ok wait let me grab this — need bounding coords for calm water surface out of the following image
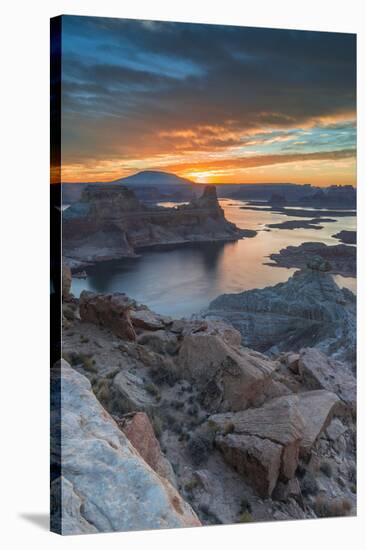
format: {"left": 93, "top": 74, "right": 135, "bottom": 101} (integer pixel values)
{"left": 71, "top": 200, "right": 356, "bottom": 317}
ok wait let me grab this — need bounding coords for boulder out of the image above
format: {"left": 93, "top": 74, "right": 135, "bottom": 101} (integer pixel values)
{"left": 216, "top": 433, "right": 282, "bottom": 497}
{"left": 112, "top": 370, "right": 158, "bottom": 412}
{"left": 210, "top": 395, "right": 305, "bottom": 481}
{"left": 51, "top": 361, "right": 200, "bottom": 534}
{"left": 131, "top": 309, "right": 166, "bottom": 331}
{"left": 295, "top": 390, "right": 341, "bottom": 455}
{"left": 178, "top": 332, "right": 276, "bottom": 412}
{"left": 298, "top": 348, "right": 356, "bottom": 409}
{"left": 116, "top": 412, "right": 176, "bottom": 486}
{"left": 79, "top": 291, "right": 136, "bottom": 341}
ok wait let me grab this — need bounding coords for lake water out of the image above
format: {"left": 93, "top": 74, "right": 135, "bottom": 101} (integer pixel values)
{"left": 71, "top": 200, "right": 356, "bottom": 317}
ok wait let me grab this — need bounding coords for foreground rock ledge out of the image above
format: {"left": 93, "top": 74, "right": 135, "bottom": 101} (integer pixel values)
{"left": 50, "top": 360, "right": 200, "bottom": 535}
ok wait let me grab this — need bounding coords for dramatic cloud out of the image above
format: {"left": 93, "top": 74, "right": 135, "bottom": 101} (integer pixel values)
{"left": 58, "top": 16, "right": 356, "bottom": 185}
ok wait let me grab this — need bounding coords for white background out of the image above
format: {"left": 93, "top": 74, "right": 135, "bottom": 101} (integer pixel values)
{"left": 0, "top": 0, "right": 365, "bottom": 548}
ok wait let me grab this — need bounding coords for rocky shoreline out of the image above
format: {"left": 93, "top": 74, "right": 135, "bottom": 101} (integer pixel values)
{"left": 54, "top": 261, "right": 356, "bottom": 534}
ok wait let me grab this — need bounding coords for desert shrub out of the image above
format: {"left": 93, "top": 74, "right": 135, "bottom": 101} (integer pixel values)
{"left": 145, "top": 381, "right": 161, "bottom": 399}
{"left": 81, "top": 355, "right": 97, "bottom": 373}
{"left": 171, "top": 400, "right": 184, "bottom": 410}
{"left": 105, "top": 367, "right": 121, "bottom": 379}
{"left": 348, "top": 465, "right": 357, "bottom": 484}
{"left": 315, "top": 496, "right": 352, "bottom": 518}
{"left": 63, "top": 304, "right": 76, "bottom": 321}
{"left": 150, "top": 364, "right": 179, "bottom": 387}
{"left": 150, "top": 412, "right": 163, "bottom": 439}
{"left": 240, "top": 497, "right": 252, "bottom": 513}
{"left": 187, "top": 432, "right": 213, "bottom": 466}
{"left": 94, "top": 378, "right": 110, "bottom": 402}
{"left": 296, "top": 464, "right": 306, "bottom": 479}
{"left": 301, "top": 472, "right": 319, "bottom": 497}
{"left": 320, "top": 461, "right": 333, "bottom": 478}
{"left": 337, "top": 477, "right": 345, "bottom": 488}
{"left": 184, "top": 478, "right": 199, "bottom": 493}
{"left": 238, "top": 511, "right": 253, "bottom": 523}
{"left": 223, "top": 422, "right": 235, "bottom": 435}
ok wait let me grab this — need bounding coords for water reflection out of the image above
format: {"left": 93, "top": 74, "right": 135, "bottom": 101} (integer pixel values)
{"left": 71, "top": 201, "right": 356, "bottom": 317}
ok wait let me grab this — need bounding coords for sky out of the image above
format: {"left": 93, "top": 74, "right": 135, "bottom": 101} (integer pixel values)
{"left": 59, "top": 16, "right": 356, "bottom": 185}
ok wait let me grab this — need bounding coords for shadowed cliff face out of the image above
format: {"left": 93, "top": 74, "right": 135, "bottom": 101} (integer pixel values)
{"left": 62, "top": 185, "right": 252, "bottom": 267}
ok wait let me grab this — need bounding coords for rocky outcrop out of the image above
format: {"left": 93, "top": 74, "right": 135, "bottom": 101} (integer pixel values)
{"left": 295, "top": 390, "right": 341, "bottom": 455}
{"left": 51, "top": 361, "right": 200, "bottom": 535}
{"left": 210, "top": 390, "right": 341, "bottom": 496}
{"left": 216, "top": 433, "right": 283, "bottom": 497}
{"left": 61, "top": 285, "right": 356, "bottom": 524}
{"left": 210, "top": 395, "right": 305, "bottom": 483}
{"left": 177, "top": 331, "right": 283, "bottom": 412}
{"left": 79, "top": 291, "right": 137, "bottom": 341}
{"left": 266, "top": 242, "right": 356, "bottom": 277}
{"left": 298, "top": 348, "right": 356, "bottom": 410}
{"left": 206, "top": 265, "right": 356, "bottom": 366}
{"left": 63, "top": 185, "right": 251, "bottom": 266}
{"left": 113, "top": 369, "right": 159, "bottom": 412}
{"left": 116, "top": 412, "right": 177, "bottom": 486}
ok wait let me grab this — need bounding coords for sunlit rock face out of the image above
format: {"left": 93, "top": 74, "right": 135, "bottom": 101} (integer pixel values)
{"left": 50, "top": 361, "right": 201, "bottom": 535}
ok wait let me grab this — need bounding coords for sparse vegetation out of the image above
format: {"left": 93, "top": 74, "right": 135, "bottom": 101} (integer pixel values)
{"left": 320, "top": 460, "right": 333, "bottom": 478}
{"left": 150, "top": 364, "right": 179, "bottom": 387}
{"left": 150, "top": 412, "right": 163, "bottom": 439}
{"left": 300, "top": 472, "right": 319, "bottom": 497}
{"left": 239, "top": 497, "right": 252, "bottom": 513}
{"left": 145, "top": 381, "right": 161, "bottom": 399}
{"left": 187, "top": 431, "right": 213, "bottom": 466}
{"left": 238, "top": 511, "right": 253, "bottom": 523}
{"left": 223, "top": 421, "right": 235, "bottom": 435}
{"left": 184, "top": 478, "right": 199, "bottom": 493}
{"left": 94, "top": 378, "right": 110, "bottom": 402}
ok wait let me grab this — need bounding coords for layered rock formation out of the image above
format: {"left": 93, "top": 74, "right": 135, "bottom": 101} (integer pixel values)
{"left": 63, "top": 185, "right": 252, "bottom": 269}
{"left": 206, "top": 263, "right": 356, "bottom": 366}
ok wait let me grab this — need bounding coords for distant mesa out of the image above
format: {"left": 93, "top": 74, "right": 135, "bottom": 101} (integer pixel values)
{"left": 112, "top": 170, "right": 196, "bottom": 186}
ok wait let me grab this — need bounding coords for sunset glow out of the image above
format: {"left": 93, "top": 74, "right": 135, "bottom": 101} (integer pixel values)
{"left": 57, "top": 17, "right": 356, "bottom": 186}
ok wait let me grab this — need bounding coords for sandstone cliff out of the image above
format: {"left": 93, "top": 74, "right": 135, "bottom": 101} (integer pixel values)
{"left": 62, "top": 185, "right": 253, "bottom": 269}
